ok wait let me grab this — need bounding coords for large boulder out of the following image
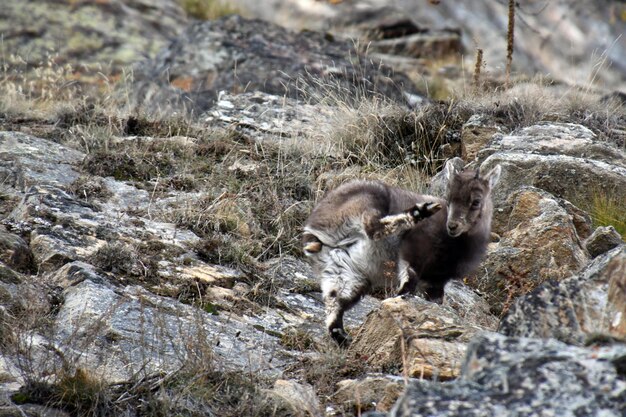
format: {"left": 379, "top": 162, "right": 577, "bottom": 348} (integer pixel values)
{"left": 500, "top": 245, "right": 626, "bottom": 344}
{"left": 126, "top": 15, "right": 420, "bottom": 117}
{"left": 349, "top": 284, "right": 497, "bottom": 381}
{"left": 389, "top": 333, "right": 626, "bottom": 417}
{"left": 469, "top": 187, "right": 590, "bottom": 315}
{"left": 478, "top": 123, "right": 626, "bottom": 227}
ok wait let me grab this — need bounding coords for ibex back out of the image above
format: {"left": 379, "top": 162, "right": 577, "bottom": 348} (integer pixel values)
{"left": 303, "top": 161, "right": 501, "bottom": 345}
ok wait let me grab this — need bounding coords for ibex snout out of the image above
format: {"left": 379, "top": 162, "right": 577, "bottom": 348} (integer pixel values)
{"left": 447, "top": 220, "right": 461, "bottom": 237}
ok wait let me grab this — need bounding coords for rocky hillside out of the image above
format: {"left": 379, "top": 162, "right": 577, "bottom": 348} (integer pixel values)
{"left": 1, "top": 1, "right": 625, "bottom": 416}
{"left": 232, "top": 0, "right": 626, "bottom": 92}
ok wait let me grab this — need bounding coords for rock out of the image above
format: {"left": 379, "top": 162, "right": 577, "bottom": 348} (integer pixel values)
{"left": 0, "top": 226, "right": 35, "bottom": 273}
{"left": 7, "top": 185, "right": 106, "bottom": 272}
{"left": 48, "top": 261, "right": 111, "bottom": 289}
{"left": 482, "top": 123, "right": 625, "bottom": 166}
{"left": 53, "top": 278, "right": 293, "bottom": 383}
{"left": 0, "top": 132, "right": 83, "bottom": 190}
{"left": 500, "top": 245, "right": 626, "bottom": 344}
{"left": 442, "top": 281, "right": 498, "bottom": 330}
{"left": 334, "top": 376, "right": 404, "bottom": 414}
{"left": 585, "top": 226, "right": 624, "bottom": 258}
{"left": 368, "top": 31, "right": 461, "bottom": 61}
{"left": 329, "top": 6, "right": 462, "bottom": 60}
{"left": 0, "top": 403, "right": 70, "bottom": 417}
{"left": 202, "top": 91, "right": 335, "bottom": 142}
{"left": 349, "top": 291, "right": 496, "bottom": 380}
{"left": 0, "top": 0, "right": 186, "bottom": 80}
{"left": 126, "top": 15, "right": 419, "bottom": 117}
{"left": 269, "top": 379, "right": 322, "bottom": 417}
{"left": 609, "top": 254, "right": 626, "bottom": 337}
{"left": 470, "top": 187, "right": 589, "bottom": 315}
{"left": 477, "top": 123, "right": 626, "bottom": 219}
{"left": 460, "top": 114, "right": 503, "bottom": 162}
{"left": 233, "top": 0, "right": 626, "bottom": 91}
{"left": 390, "top": 333, "right": 626, "bottom": 417}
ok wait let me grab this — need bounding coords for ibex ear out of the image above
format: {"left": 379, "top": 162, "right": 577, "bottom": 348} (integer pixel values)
{"left": 444, "top": 160, "right": 458, "bottom": 181}
{"left": 483, "top": 165, "right": 502, "bottom": 189}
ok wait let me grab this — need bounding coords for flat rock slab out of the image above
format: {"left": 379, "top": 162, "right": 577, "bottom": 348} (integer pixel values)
{"left": 0, "top": 132, "right": 84, "bottom": 190}
{"left": 54, "top": 277, "right": 294, "bottom": 383}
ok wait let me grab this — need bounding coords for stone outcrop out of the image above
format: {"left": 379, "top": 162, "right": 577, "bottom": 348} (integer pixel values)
{"left": 388, "top": 333, "right": 626, "bottom": 417}
{"left": 478, "top": 123, "right": 626, "bottom": 222}
{"left": 231, "top": 0, "right": 626, "bottom": 91}
{"left": 0, "top": 0, "right": 186, "bottom": 84}
{"left": 471, "top": 186, "right": 590, "bottom": 315}
{"left": 349, "top": 284, "right": 498, "bottom": 381}
{"left": 500, "top": 245, "right": 626, "bottom": 344}
{"left": 126, "top": 15, "right": 420, "bottom": 117}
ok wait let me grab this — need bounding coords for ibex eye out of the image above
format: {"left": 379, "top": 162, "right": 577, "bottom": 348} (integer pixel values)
{"left": 471, "top": 200, "right": 481, "bottom": 209}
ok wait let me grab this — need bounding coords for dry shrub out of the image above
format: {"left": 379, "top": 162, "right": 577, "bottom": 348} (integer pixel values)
{"left": 286, "top": 347, "right": 366, "bottom": 404}
{"left": 460, "top": 80, "right": 625, "bottom": 147}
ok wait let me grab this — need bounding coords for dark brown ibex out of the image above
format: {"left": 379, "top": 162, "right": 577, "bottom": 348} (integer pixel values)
{"left": 302, "top": 161, "right": 501, "bottom": 345}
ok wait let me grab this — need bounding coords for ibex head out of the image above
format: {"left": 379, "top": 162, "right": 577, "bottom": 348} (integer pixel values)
{"left": 444, "top": 161, "right": 501, "bottom": 238}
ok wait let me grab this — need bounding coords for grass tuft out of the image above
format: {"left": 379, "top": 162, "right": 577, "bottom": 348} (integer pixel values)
{"left": 589, "top": 191, "right": 626, "bottom": 238}
{"left": 178, "top": 0, "right": 241, "bottom": 20}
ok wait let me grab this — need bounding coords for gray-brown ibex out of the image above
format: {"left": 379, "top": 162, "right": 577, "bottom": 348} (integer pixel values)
{"left": 302, "top": 160, "right": 501, "bottom": 345}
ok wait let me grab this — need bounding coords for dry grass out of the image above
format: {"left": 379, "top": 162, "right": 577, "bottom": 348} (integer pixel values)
{"left": 2, "top": 46, "right": 625, "bottom": 416}
{"left": 178, "top": 0, "right": 241, "bottom": 20}
{"left": 588, "top": 191, "right": 626, "bottom": 239}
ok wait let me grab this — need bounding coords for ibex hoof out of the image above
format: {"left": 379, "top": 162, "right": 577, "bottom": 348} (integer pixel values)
{"left": 330, "top": 328, "right": 352, "bottom": 347}
{"left": 409, "top": 202, "right": 442, "bottom": 221}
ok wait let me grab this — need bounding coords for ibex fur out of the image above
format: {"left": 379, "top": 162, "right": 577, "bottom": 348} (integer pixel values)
{"left": 302, "top": 161, "right": 501, "bottom": 345}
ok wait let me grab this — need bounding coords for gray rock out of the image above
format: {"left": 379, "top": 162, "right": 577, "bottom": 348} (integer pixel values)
{"left": 390, "top": 333, "right": 626, "bottom": 417}
{"left": 484, "top": 123, "right": 625, "bottom": 167}
{"left": 349, "top": 292, "right": 497, "bottom": 381}
{"left": 0, "top": 132, "right": 83, "bottom": 190}
{"left": 585, "top": 226, "right": 624, "bottom": 258}
{"left": 0, "top": 226, "right": 34, "bottom": 273}
{"left": 202, "top": 91, "right": 335, "bottom": 143}
{"left": 477, "top": 123, "right": 626, "bottom": 219}
{"left": 500, "top": 245, "right": 626, "bottom": 344}
{"left": 469, "top": 187, "right": 589, "bottom": 315}
{"left": 428, "top": 156, "right": 464, "bottom": 197}
{"left": 460, "top": 114, "right": 503, "bottom": 162}
{"left": 126, "top": 15, "right": 419, "bottom": 117}
{"left": 0, "top": 0, "right": 186, "bottom": 77}
{"left": 53, "top": 278, "right": 294, "bottom": 383}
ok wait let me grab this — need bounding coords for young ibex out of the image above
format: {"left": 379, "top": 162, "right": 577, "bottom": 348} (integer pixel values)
{"left": 303, "top": 161, "right": 501, "bottom": 345}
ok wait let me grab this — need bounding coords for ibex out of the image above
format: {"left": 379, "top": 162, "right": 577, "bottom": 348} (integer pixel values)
{"left": 302, "top": 161, "right": 501, "bottom": 345}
